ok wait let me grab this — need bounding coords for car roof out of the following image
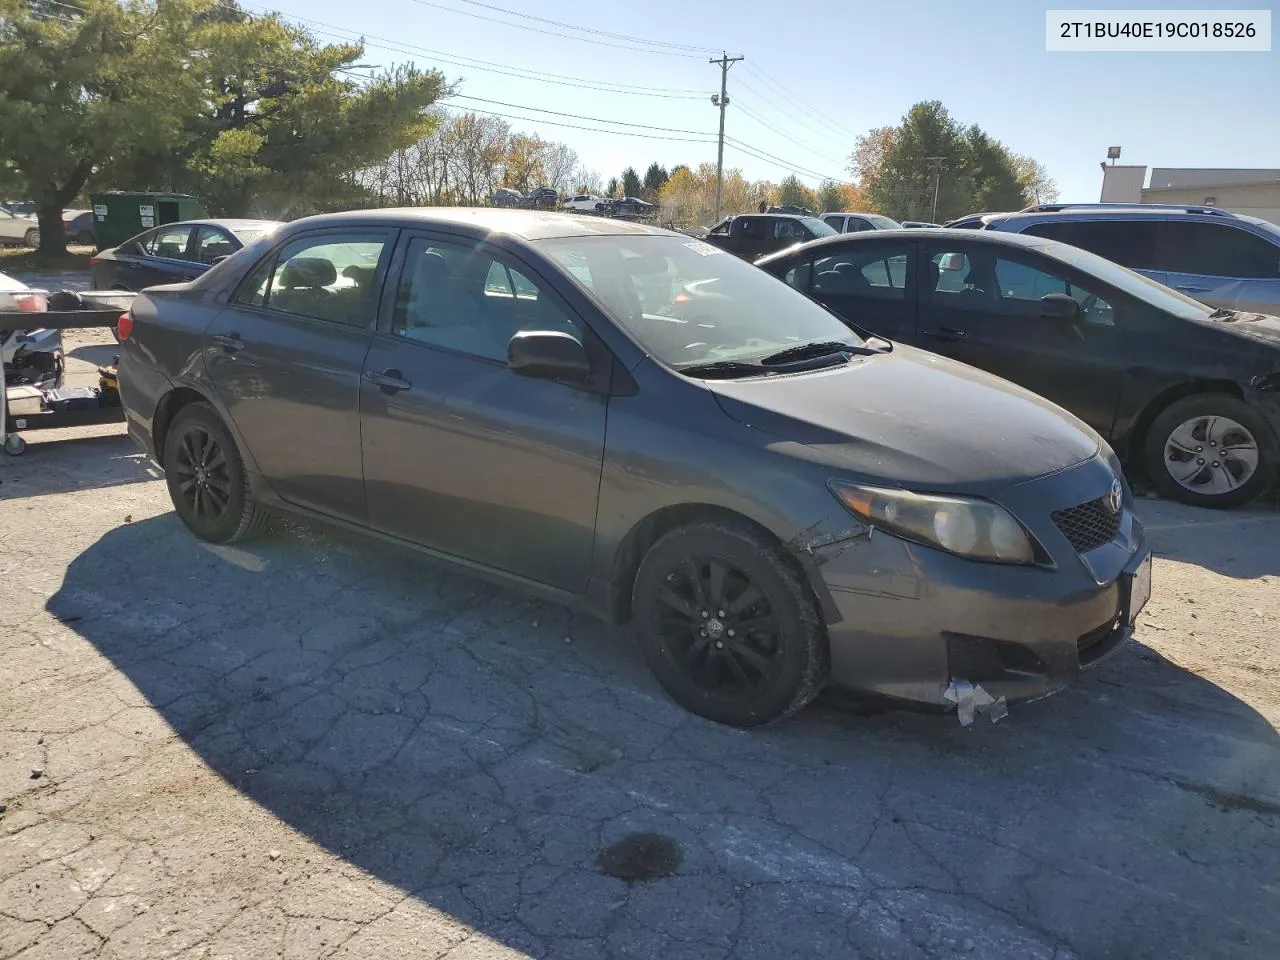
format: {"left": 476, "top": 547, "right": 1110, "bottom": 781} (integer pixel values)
{"left": 177, "top": 218, "right": 283, "bottom": 231}
{"left": 987, "top": 206, "right": 1276, "bottom": 230}
{"left": 758, "top": 227, "right": 1051, "bottom": 261}
{"left": 286, "top": 207, "right": 677, "bottom": 241}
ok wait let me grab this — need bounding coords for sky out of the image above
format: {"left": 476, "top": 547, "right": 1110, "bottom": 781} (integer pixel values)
{"left": 259, "top": 0, "right": 1278, "bottom": 202}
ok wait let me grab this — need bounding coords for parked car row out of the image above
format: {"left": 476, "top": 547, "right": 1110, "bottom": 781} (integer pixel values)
{"left": 115, "top": 207, "right": 1152, "bottom": 729}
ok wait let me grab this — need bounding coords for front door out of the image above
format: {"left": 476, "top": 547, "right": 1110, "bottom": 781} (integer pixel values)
{"left": 359, "top": 233, "right": 607, "bottom": 592}
{"left": 205, "top": 228, "right": 394, "bottom": 522}
{"left": 1154, "top": 220, "right": 1280, "bottom": 315}
{"left": 916, "top": 241, "right": 1127, "bottom": 436}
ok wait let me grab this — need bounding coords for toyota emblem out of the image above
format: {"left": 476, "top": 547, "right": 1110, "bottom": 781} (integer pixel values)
{"left": 1106, "top": 479, "right": 1123, "bottom": 515}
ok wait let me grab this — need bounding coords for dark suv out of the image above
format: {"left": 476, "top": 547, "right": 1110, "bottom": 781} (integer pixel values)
{"left": 704, "top": 213, "right": 836, "bottom": 260}
{"left": 985, "top": 204, "right": 1280, "bottom": 315}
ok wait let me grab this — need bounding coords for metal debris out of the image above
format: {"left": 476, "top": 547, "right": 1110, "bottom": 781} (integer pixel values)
{"left": 942, "top": 680, "right": 1008, "bottom": 727}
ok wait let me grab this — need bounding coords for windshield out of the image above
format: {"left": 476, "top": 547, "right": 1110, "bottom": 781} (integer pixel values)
{"left": 869, "top": 215, "right": 901, "bottom": 229}
{"left": 538, "top": 234, "right": 862, "bottom": 368}
{"left": 803, "top": 217, "right": 838, "bottom": 237}
{"left": 1035, "top": 240, "right": 1217, "bottom": 320}
{"left": 235, "top": 228, "right": 274, "bottom": 246}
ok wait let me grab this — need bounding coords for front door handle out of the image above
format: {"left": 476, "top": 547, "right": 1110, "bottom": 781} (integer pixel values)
{"left": 364, "top": 368, "right": 412, "bottom": 393}
{"left": 1175, "top": 284, "right": 1210, "bottom": 293}
{"left": 212, "top": 333, "right": 242, "bottom": 351}
{"left": 926, "top": 326, "right": 967, "bottom": 342}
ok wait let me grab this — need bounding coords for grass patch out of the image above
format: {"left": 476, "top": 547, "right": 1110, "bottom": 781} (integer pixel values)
{"left": 0, "top": 246, "right": 96, "bottom": 274}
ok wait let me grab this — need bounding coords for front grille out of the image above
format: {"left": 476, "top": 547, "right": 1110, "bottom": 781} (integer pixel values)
{"left": 1051, "top": 495, "right": 1120, "bottom": 553}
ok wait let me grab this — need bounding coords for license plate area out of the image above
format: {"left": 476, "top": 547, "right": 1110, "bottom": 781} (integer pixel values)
{"left": 1126, "top": 552, "right": 1152, "bottom": 626}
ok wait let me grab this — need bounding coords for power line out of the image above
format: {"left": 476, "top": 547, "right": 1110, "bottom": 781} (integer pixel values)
{"left": 733, "top": 101, "right": 847, "bottom": 168}
{"left": 252, "top": 7, "right": 709, "bottom": 99}
{"left": 403, "top": 0, "right": 704, "bottom": 58}
{"left": 724, "top": 138, "right": 848, "bottom": 185}
{"left": 435, "top": 105, "right": 718, "bottom": 144}
{"left": 446, "top": 94, "right": 714, "bottom": 137}
{"left": 735, "top": 75, "right": 853, "bottom": 151}
{"left": 743, "top": 63, "right": 859, "bottom": 140}
{"left": 444, "top": 0, "right": 717, "bottom": 54}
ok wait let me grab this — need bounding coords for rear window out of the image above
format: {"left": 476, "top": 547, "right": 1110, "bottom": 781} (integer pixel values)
{"left": 1154, "top": 222, "right": 1280, "bottom": 279}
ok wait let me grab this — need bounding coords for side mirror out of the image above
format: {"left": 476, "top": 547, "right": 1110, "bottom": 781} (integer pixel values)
{"left": 1040, "top": 292, "right": 1081, "bottom": 322}
{"left": 507, "top": 330, "right": 591, "bottom": 382}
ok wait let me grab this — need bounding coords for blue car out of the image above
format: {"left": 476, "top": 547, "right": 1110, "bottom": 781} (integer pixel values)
{"left": 91, "top": 219, "right": 281, "bottom": 291}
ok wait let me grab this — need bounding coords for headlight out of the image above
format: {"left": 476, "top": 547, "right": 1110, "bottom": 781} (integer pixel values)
{"left": 830, "top": 482, "right": 1037, "bottom": 565}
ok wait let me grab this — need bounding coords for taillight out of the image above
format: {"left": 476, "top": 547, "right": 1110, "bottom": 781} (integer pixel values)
{"left": 89, "top": 256, "right": 99, "bottom": 265}
{"left": 14, "top": 293, "right": 44, "bottom": 313}
{"left": 116, "top": 312, "right": 133, "bottom": 341}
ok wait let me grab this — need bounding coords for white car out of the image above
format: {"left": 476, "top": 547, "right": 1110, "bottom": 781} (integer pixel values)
{"left": 0, "top": 269, "right": 47, "bottom": 313}
{"left": 561, "top": 194, "right": 607, "bottom": 213}
{"left": 0, "top": 206, "right": 40, "bottom": 248}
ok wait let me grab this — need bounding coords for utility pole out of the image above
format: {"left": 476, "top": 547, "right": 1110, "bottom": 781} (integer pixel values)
{"left": 709, "top": 52, "right": 744, "bottom": 222}
{"left": 925, "top": 156, "right": 945, "bottom": 223}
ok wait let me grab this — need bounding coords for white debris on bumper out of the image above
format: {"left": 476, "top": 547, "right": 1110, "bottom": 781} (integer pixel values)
{"left": 943, "top": 680, "right": 1009, "bottom": 726}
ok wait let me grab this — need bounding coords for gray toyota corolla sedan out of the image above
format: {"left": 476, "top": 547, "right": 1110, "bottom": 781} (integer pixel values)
{"left": 116, "top": 209, "right": 1151, "bottom": 727}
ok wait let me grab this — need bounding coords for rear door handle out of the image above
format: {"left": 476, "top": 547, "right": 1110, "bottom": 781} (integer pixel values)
{"left": 926, "top": 326, "right": 967, "bottom": 342}
{"left": 1175, "top": 285, "right": 1210, "bottom": 293}
{"left": 364, "top": 368, "right": 412, "bottom": 393}
{"left": 212, "top": 333, "right": 242, "bottom": 351}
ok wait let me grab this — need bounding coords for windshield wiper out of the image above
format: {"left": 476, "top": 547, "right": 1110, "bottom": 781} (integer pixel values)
{"left": 676, "top": 360, "right": 769, "bottom": 379}
{"left": 1208, "top": 307, "right": 1239, "bottom": 321}
{"left": 759, "top": 339, "right": 873, "bottom": 366}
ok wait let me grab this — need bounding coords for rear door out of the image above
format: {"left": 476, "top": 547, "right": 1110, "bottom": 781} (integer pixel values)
{"left": 205, "top": 228, "right": 394, "bottom": 523}
{"left": 1018, "top": 219, "right": 1166, "bottom": 287}
{"left": 729, "top": 216, "right": 770, "bottom": 259}
{"left": 134, "top": 224, "right": 201, "bottom": 287}
{"left": 191, "top": 226, "right": 239, "bottom": 269}
{"left": 917, "top": 239, "right": 1127, "bottom": 434}
{"left": 358, "top": 232, "right": 607, "bottom": 591}
{"left": 776, "top": 239, "right": 918, "bottom": 342}
{"left": 1153, "top": 220, "right": 1280, "bottom": 313}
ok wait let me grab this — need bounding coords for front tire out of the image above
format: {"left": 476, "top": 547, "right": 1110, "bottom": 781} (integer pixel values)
{"left": 23, "top": 228, "right": 39, "bottom": 248}
{"left": 163, "top": 402, "right": 267, "bottom": 543}
{"left": 1142, "top": 393, "right": 1277, "bottom": 508}
{"left": 631, "top": 521, "right": 828, "bottom": 726}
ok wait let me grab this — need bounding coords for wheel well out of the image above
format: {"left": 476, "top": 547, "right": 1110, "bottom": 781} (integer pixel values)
{"left": 152, "top": 387, "right": 209, "bottom": 467}
{"left": 608, "top": 503, "right": 816, "bottom": 625}
{"left": 1122, "top": 379, "right": 1243, "bottom": 465}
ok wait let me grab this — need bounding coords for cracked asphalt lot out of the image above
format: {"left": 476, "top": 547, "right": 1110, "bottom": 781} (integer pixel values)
{"left": 2, "top": 344, "right": 1279, "bottom": 959}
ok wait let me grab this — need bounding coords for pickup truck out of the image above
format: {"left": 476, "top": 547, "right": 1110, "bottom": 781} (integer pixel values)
{"left": 703, "top": 213, "right": 835, "bottom": 260}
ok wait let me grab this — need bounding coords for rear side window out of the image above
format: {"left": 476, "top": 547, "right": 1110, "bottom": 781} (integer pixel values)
{"left": 822, "top": 215, "right": 844, "bottom": 232}
{"left": 1021, "top": 220, "right": 1160, "bottom": 271}
{"left": 232, "top": 232, "right": 390, "bottom": 326}
{"left": 1155, "top": 222, "right": 1280, "bottom": 279}
{"left": 809, "top": 243, "right": 912, "bottom": 300}
{"left": 733, "top": 217, "right": 766, "bottom": 239}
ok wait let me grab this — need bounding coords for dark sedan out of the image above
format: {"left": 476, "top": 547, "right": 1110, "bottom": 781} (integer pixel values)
{"left": 91, "top": 218, "right": 281, "bottom": 291}
{"left": 117, "top": 209, "right": 1149, "bottom": 726}
{"left": 758, "top": 229, "right": 1280, "bottom": 508}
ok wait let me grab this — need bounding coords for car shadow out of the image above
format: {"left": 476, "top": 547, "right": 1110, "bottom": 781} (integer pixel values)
{"left": 67, "top": 342, "right": 119, "bottom": 366}
{"left": 1138, "top": 498, "right": 1280, "bottom": 578}
{"left": 0, "top": 430, "right": 153, "bottom": 497}
{"left": 45, "top": 515, "right": 1280, "bottom": 958}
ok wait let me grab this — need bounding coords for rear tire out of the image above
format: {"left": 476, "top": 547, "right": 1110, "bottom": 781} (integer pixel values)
{"left": 631, "top": 521, "right": 828, "bottom": 726}
{"left": 23, "top": 228, "right": 39, "bottom": 248}
{"left": 1142, "top": 393, "right": 1277, "bottom": 508}
{"left": 163, "top": 402, "right": 267, "bottom": 543}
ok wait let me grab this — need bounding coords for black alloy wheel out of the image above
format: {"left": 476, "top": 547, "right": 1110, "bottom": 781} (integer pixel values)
{"left": 163, "top": 402, "right": 267, "bottom": 543}
{"left": 633, "top": 521, "right": 828, "bottom": 726}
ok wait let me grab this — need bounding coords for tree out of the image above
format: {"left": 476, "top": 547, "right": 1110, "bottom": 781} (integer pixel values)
{"left": 505, "top": 133, "right": 547, "bottom": 192}
{"left": 606, "top": 177, "right": 621, "bottom": 199}
{"left": 621, "top": 166, "right": 642, "bottom": 198}
{"left": 642, "top": 162, "right": 668, "bottom": 200}
{"left": 1010, "top": 154, "right": 1059, "bottom": 206}
{"left": 848, "top": 126, "right": 896, "bottom": 197}
{"left": 574, "top": 167, "right": 604, "bottom": 194}
{"left": 777, "top": 175, "right": 809, "bottom": 209}
{"left": 816, "top": 180, "right": 845, "bottom": 213}
{"left": 0, "top": 0, "right": 207, "bottom": 253}
{"left": 861, "top": 101, "right": 1038, "bottom": 222}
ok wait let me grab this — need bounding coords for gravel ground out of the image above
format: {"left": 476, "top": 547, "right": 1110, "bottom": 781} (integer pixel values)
{"left": 1, "top": 333, "right": 1278, "bottom": 960}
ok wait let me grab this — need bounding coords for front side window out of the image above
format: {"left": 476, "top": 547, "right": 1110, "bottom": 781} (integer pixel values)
{"left": 392, "top": 238, "right": 579, "bottom": 362}
{"left": 774, "top": 219, "right": 805, "bottom": 241}
{"left": 231, "top": 232, "right": 388, "bottom": 326}
{"left": 994, "top": 257, "right": 1115, "bottom": 325}
{"left": 145, "top": 225, "right": 193, "bottom": 260}
{"left": 539, "top": 235, "right": 864, "bottom": 369}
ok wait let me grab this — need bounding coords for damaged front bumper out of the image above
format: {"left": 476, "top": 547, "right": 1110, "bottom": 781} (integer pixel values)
{"left": 803, "top": 458, "right": 1150, "bottom": 712}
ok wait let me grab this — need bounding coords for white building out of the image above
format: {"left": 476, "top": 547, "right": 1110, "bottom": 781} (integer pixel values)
{"left": 1099, "top": 164, "right": 1280, "bottom": 226}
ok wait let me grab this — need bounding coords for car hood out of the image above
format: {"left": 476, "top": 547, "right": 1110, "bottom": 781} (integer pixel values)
{"left": 1193, "top": 309, "right": 1280, "bottom": 348}
{"left": 706, "top": 344, "right": 1100, "bottom": 488}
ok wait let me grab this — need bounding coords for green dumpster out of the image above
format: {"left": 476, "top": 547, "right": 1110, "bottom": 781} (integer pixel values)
{"left": 88, "top": 192, "right": 209, "bottom": 251}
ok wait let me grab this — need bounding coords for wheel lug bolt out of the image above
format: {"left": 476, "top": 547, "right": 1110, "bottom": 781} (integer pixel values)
{"left": 727, "top": 629, "right": 735, "bottom": 637}
{"left": 700, "top": 610, "right": 708, "bottom": 618}
{"left": 1197, "top": 458, "right": 1204, "bottom": 465}
{"left": 1212, "top": 461, "right": 1220, "bottom": 468}
{"left": 715, "top": 641, "right": 724, "bottom": 649}
{"left": 1196, "top": 446, "right": 1202, "bottom": 452}
{"left": 718, "top": 609, "right": 725, "bottom": 617}
{"left": 699, "top": 629, "right": 706, "bottom": 637}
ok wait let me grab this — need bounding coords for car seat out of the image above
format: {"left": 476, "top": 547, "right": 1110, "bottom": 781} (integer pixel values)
{"left": 273, "top": 256, "right": 336, "bottom": 317}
